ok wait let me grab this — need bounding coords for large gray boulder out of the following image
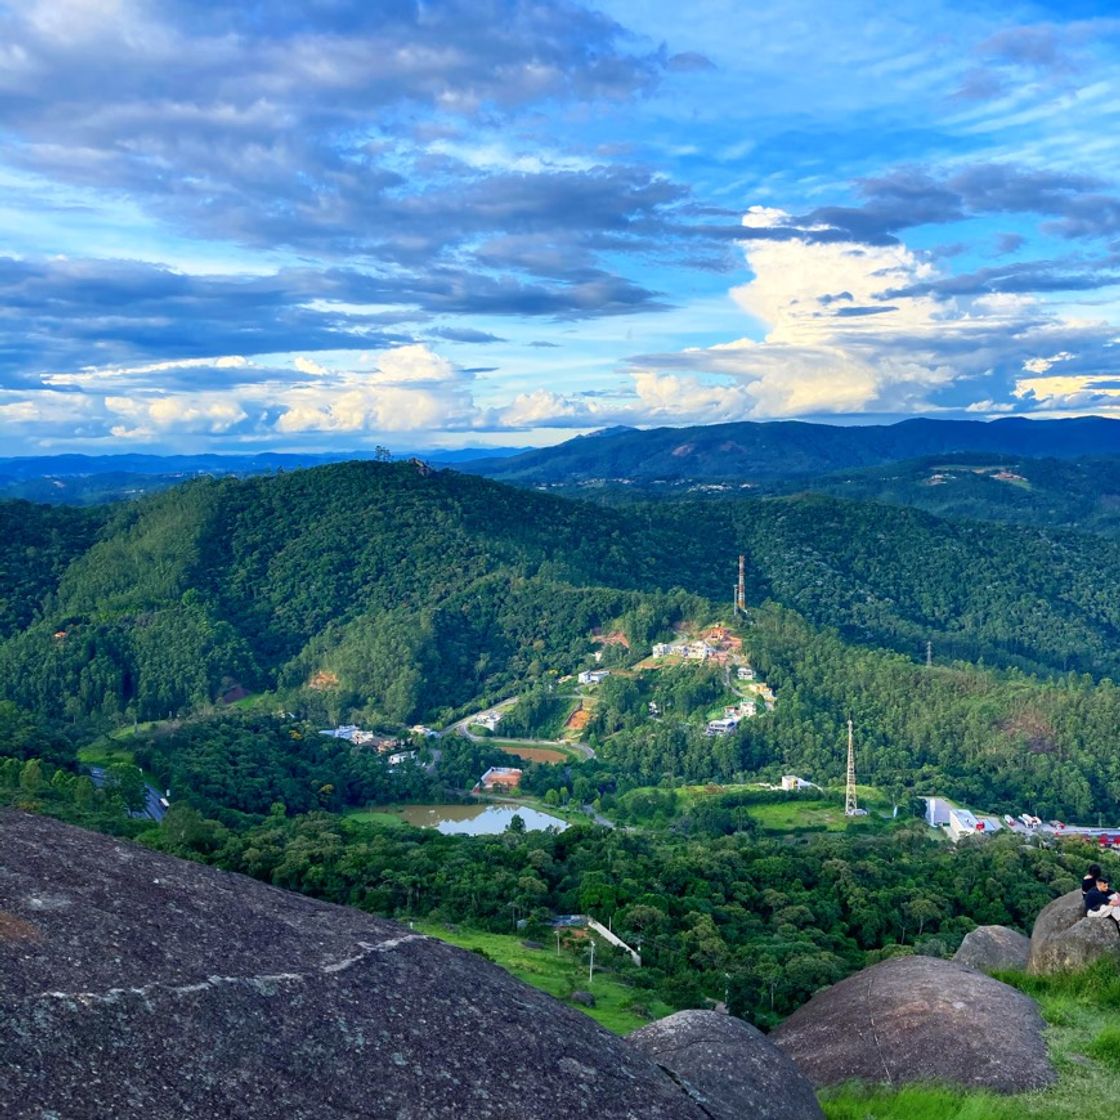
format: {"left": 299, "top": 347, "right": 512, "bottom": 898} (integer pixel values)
{"left": 772, "top": 956, "right": 1055, "bottom": 1093}
{"left": 1028, "top": 890, "right": 1120, "bottom": 975}
{"left": 0, "top": 810, "right": 705, "bottom": 1120}
{"left": 627, "top": 1009, "right": 824, "bottom": 1120}
{"left": 953, "top": 925, "right": 1030, "bottom": 972}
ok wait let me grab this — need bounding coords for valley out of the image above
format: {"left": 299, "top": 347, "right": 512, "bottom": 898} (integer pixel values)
{"left": 4, "top": 443, "right": 1120, "bottom": 1117}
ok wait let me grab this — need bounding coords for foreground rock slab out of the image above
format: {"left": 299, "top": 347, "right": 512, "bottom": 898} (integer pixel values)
{"left": 772, "top": 956, "right": 1055, "bottom": 1094}
{"left": 953, "top": 925, "right": 1030, "bottom": 972}
{"left": 628, "top": 1009, "right": 824, "bottom": 1120}
{"left": 0, "top": 811, "right": 706, "bottom": 1120}
{"left": 1029, "top": 889, "right": 1120, "bottom": 975}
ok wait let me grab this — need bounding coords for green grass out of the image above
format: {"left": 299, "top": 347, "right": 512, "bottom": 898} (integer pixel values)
{"left": 76, "top": 743, "right": 138, "bottom": 768}
{"left": 415, "top": 922, "right": 671, "bottom": 1034}
{"left": 821, "top": 962, "right": 1120, "bottom": 1120}
{"left": 342, "top": 808, "right": 410, "bottom": 828}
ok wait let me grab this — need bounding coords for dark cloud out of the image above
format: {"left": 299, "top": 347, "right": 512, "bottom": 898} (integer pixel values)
{"left": 429, "top": 328, "right": 508, "bottom": 344}
{"left": 996, "top": 232, "right": 1026, "bottom": 255}
{"left": 0, "top": 254, "right": 670, "bottom": 382}
{"left": 882, "top": 259, "right": 1120, "bottom": 299}
{"left": 716, "top": 163, "right": 1120, "bottom": 248}
{"left": 832, "top": 305, "right": 898, "bottom": 317}
{"left": 664, "top": 51, "right": 717, "bottom": 72}
{"left": 0, "top": 2, "right": 684, "bottom": 265}
{"left": 529, "top": 340, "right": 561, "bottom": 348}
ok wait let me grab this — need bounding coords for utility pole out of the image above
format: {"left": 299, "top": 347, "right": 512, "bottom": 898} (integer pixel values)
{"left": 588, "top": 939, "right": 596, "bottom": 985}
{"left": 736, "top": 554, "right": 747, "bottom": 615}
{"left": 926, "top": 640, "right": 932, "bottom": 668}
{"left": 844, "top": 719, "right": 859, "bottom": 817}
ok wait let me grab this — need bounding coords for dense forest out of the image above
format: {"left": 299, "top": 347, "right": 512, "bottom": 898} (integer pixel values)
{"left": 3, "top": 753, "right": 1110, "bottom": 1029}
{"left": 6, "top": 455, "right": 1120, "bottom": 1032}
{"left": 7, "top": 461, "right": 1120, "bottom": 735}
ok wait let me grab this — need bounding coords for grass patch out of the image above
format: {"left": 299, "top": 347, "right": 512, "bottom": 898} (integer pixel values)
{"left": 342, "top": 808, "right": 410, "bottom": 828}
{"left": 76, "top": 743, "right": 137, "bottom": 768}
{"left": 749, "top": 800, "right": 872, "bottom": 833}
{"left": 1087, "top": 1026, "right": 1120, "bottom": 1071}
{"left": 822, "top": 961, "right": 1120, "bottom": 1120}
{"left": 415, "top": 922, "right": 670, "bottom": 1035}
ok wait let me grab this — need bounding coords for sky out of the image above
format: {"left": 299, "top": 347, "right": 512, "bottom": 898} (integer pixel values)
{"left": 2, "top": 0, "right": 1120, "bottom": 454}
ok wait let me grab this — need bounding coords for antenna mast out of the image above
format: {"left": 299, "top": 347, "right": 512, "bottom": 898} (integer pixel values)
{"left": 735, "top": 554, "right": 747, "bottom": 614}
{"left": 844, "top": 718, "right": 859, "bottom": 816}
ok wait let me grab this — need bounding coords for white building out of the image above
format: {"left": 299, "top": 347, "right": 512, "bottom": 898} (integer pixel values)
{"left": 706, "top": 716, "right": 739, "bottom": 736}
{"left": 578, "top": 669, "right": 611, "bottom": 685}
{"left": 737, "top": 666, "right": 756, "bottom": 681}
{"left": 781, "top": 775, "right": 813, "bottom": 791}
{"left": 947, "top": 807, "right": 1002, "bottom": 841}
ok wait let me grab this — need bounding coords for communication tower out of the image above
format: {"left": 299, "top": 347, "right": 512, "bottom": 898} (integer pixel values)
{"left": 735, "top": 554, "right": 747, "bottom": 614}
{"left": 844, "top": 719, "right": 866, "bottom": 817}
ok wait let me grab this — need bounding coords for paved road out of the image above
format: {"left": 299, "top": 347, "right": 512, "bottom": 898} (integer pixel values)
{"left": 87, "top": 766, "right": 168, "bottom": 822}
{"left": 449, "top": 701, "right": 595, "bottom": 760}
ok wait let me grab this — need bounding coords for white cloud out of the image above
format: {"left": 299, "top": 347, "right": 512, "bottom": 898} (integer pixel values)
{"left": 104, "top": 393, "right": 247, "bottom": 439}
{"left": 274, "top": 344, "right": 477, "bottom": 433}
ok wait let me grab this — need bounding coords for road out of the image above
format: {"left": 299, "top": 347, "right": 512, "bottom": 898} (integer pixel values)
{"left": 87, "top": 765, "right": 168, "bottom": 822}
{"left": 448, "top": 699, "right": 595, "bottom": 760}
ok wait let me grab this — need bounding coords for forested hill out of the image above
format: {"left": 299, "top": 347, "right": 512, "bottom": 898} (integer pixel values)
{"left": 5, "top": 460, "right": 1120, "bottom": 727}
{"left": 775, "top": 454, "right": 1120, "bottom": 539}
{"left": 460, "top": 415, "right": 1120, "bottom": 484}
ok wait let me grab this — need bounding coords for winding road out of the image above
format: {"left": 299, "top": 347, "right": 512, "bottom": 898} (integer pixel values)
{"left": 449, "top": 698, "right": 595, "bottom": 760}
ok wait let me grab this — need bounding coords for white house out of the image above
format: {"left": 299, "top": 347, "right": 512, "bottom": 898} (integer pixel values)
{"left": 705, "top": 716, "right": 739, "bottom": 736}
{"left": 781, "top": 775, "right": 813, "bottom": 791}
{"left": 737, "top": 666, "right": 756, "bottom": 681}
{"left": 388, "top": 750, "right": 417, "bottom": 766}
{"left": 578, "top": 669, "right": 611, "bottom": 685}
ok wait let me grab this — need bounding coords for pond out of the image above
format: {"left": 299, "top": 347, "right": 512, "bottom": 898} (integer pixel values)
{"left": 394, "top": 803, "right": 568, "bottom": 835}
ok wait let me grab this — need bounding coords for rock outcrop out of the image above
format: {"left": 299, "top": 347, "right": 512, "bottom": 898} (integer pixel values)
{"left": 1028, "top": 889, "right": 1120, "bottom": 975}
{"left": 0, "top": 810, "right": 709, "bottom": 1120}
{"left": 772, "top": 956, "right": 1055, "bottom": 1093}
{"left": 628, "top": 1010, "right": 824, "bottom": 1120}
{"left": 953, "top": 925, "right": 1030, "bottom": 972}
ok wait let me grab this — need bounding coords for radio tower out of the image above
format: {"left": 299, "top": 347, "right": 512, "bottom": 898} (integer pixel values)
{"left": 844, "top": 719, "right": 862, "bottom": 816}
{"left": 735, "top": 554, "right": 747, "bottom": 615}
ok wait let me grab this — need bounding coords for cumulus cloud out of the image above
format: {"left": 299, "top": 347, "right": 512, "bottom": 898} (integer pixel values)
{"left": 501, "top": 208, "right": 1120, "bottom": 427}
{"left": 274, "top": 345, "right": 478, "bottom": 433}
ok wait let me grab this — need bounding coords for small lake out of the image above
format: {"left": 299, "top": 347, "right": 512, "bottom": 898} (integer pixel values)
{"left": 395, "top": 803, "right": 568, "bottom": 835}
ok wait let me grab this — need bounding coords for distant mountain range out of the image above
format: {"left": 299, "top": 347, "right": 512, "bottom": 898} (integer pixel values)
{"left": 0, "top": 447, "right": 531, "bottom": 504}
{"left": 457, "top": 417, "right": 1120, "bottom": 485}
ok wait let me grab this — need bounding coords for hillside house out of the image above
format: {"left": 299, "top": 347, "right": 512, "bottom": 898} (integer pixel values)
{"left": 737, "top": 666, "right": 756, "bottom": 681}
{"left": 410, "top": 725, "right": 440, "bottom": 738}
{"left": 387, "top": 750, "right": 417, "bottom": 766}
{"left": 476, "top": 711, "right": 503, "bottom": 732}
{"left": 705, "top": 716, "right": 739, "bottom": 736}
{"left": 781, "top": 775, "right": 813, "bottom": 791}
{"left": 578, "top": 669, "right": 611, "bottom": 685}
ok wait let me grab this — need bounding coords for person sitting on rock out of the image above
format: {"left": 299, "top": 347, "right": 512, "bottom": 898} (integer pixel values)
{"left": 1084, "top": 875, "right": 1120, "bottom": 925}
{"left": 1083, "top": 863, "right": 1103, "bottom": 907}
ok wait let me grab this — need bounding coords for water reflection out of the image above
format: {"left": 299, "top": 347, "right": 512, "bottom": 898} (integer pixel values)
{"left": 395, "top": 803, "right": 568, "bottom": 835}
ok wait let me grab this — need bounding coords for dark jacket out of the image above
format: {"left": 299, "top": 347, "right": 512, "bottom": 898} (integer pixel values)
{"left": 1084, "top": 886, "right": 1115, "bottom": 913}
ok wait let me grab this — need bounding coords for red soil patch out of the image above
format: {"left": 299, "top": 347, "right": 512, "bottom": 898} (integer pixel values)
{"left": 565, "top": 707, "right": 591, "bottom": 732}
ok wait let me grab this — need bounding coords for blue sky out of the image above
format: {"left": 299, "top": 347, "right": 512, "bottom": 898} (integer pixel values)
{"left": 1, "top": 0, "right": 1119, "bottom": 453}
